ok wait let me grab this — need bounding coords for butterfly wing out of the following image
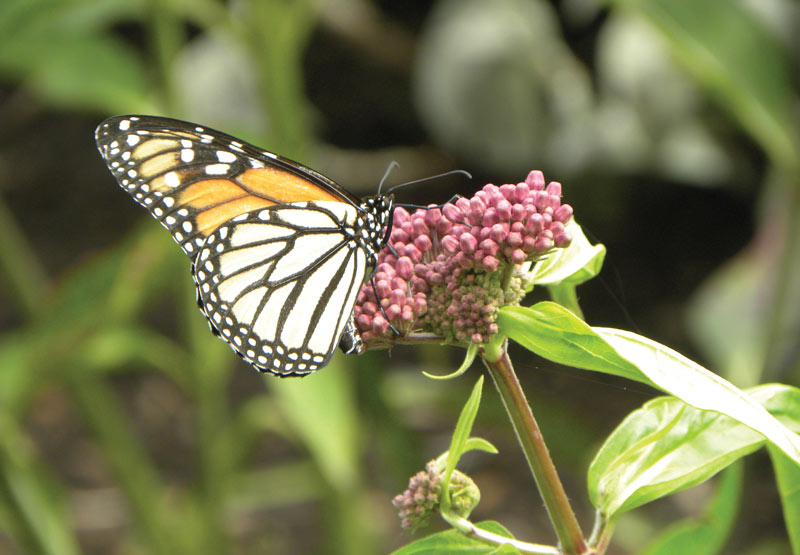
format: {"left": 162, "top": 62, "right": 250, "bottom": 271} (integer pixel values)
{"left": 194, "top": 201, "right": 370, "bottom": 376}
{"left": 94, "top": 115, "right": 360, "bottom": 256}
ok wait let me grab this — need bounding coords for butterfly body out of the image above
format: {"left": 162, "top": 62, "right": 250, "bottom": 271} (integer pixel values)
{"left": 96, "top": 115, "right": 393, "bottom": 376}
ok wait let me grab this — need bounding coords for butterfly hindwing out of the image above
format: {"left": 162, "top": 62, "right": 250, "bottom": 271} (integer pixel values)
{"left": 193, "top": 201, "right": 370, "bottom": 376}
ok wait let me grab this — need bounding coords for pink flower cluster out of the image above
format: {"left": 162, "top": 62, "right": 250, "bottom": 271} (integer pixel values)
{"left": 391, "top": 460, "right": 479, "bottom": 531}
{"left": 354, "top": 170, "right": 573, "bottom": 346}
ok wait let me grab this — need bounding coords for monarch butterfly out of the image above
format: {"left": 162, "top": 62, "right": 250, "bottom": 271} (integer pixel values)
{"left": 95, "top": 115, "right": 394, "bottom": 377}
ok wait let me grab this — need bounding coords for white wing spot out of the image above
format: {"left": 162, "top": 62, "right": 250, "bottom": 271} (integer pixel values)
{"left": 163, "top": 196, "right": 175, "bottom": 207}
{"left": 205, "top": 163, "right": 230, "bottom": 175}
{"left": 126, "top": 134, "right": 140, "bottom": 146}
{"left": 164, "top": 171, "right": 180, "bottom": 188}
{"left": 182, "top": 221, "right": 193, "bottom": 232}
{"left": 181, "top": 149, "right": 195, "bottom": 162}
{"left": 118, "top": 119, "right": 131, "bottom": 130}
{"left": 181, "top": 139, "right": 192, "bottom": 148}
{"left": 216, "top": 150, "right": 237, "bottom": 163}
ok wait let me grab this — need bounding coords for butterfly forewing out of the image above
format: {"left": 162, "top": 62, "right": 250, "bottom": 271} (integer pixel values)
{"left": 94, "top": 115, "right": 358, "bottom": 257}
{"left": 194, "top": 202, "right": 369, "bottom": 375}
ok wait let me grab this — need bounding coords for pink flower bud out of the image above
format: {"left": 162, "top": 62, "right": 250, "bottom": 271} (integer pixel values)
{"left": 375, "top": 280, "right": 391, "bottom": 298}
{"left": 404, "top": 244, "right": 421, "bottom": 262}
{"left": 523, "top": 236, "right": 537, "bottom": 251}
{"left": 356, "top": 313, "right": 372, "bottom": 329}
{"left": 490, "top": 223, "right": 508, "bottom": 242}
{"left": 507, "top": 232, "right": 523, "bottom": 247}
{"left": 482, "top": 255, "right": 499, "bottom": 271}
{"left": 424, "top": 207, "right": 441, "bottom": 227}
{"left": 469, "top": 197, "right": 486, "bottom": 224}
{"left": 510, "top": 248, "right": 527, "bottom": 263}
{"left": 471, "top": 333, "right": 483, "bottom": 343}
{"left": 396, "top": 257, "right": 414, "bottom": 280}
{"left": 441, "top": 235, "right": 459, "bottom": 253}
{"left": 535, "top": 236, "right": 554, "bottom": 252}
{"left": 459, "top": 233, "right": 477, "bottom": 253}
{"left": 391, "top": 289, "right": 407, "bottom": 306}
{"left": 391, "top": 228, "right": 409, "bottom": 244}
{"left": 526, "top": 170, "right": 545, "bottom": 190}
{"left": 545, "top": 181, "right": 562, "bottom": 197}
{"left": 514, "top": 182, "right": 530, "bottom": 203}
{"left": 554, "top": 204, "right": 573, "bottom": 223}
{"left": 385, "top": 304, "right": 401, "bottom": 320}
{"left": 412, "top": 217, "right": 429, "bottom": 237}
{"left": 482, "top": 208, "right": 499, "bottom": 227}
{"left": 511, "top": 203, "right": 526, "bottom": 221}
{"left": 496, "top": 199, "right": 512, "bottom": 220}
{"left": 555, "top": 230, "right": 572, "bottom": 248}
{"left": 526, "top": 213, "right": 544, "bottom": 234}
{"left": 372, "top": 315, "right": 389, "bottom": 334}
{"left": 392, "top": 207, "right": 410, "bottom": 226}
{"left": 414, "top": 234, "right": 432, "bottom": 253}
{"left": 499, "top": 184, "right": 516, "bottom": 200}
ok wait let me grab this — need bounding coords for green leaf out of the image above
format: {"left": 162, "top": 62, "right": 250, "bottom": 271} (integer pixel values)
{"left": 588, "top": 384, "right": 799, "bottom": 517}
{"left": 424, "top": 343, "right": 479, "bottom": 380}
{"left": 641, "top": 463, "right": 742, "bottom": 554}
{"left": 528, "top": 220, "right": 606, "bottom": 288}
{"left": 769, "top": 444, "right": 800, "bottom": 553}
{"left": 441, "top": 376, "right": 484, "bottom": 512}
{"left": 498, "top": 302, "right": 800, "bottom": 467}
{"left": 392, "top": 521, "right": 515, "bottom": 554}
{"left": 462, "top": 437, "right": 499, "bottom": 456}
{"left": 612, "top": 0, "right": 798, "bottom": 168}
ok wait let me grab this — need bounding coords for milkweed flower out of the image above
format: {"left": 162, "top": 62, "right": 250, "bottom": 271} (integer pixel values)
{"left": 391, "top": 459, "right": 480, "bottom": 531}
{"left": 354, "top": 170, "right": 573, "bottom": 347}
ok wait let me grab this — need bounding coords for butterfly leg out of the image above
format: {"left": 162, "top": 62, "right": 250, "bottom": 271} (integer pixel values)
{"left": 339, "top": 315, "right": 365, "bottom": 355}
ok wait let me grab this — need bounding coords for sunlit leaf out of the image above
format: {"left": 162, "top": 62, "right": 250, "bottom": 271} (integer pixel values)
{"left": 498, "top": 303, "right": 800, "bottom": 466}
{"left": 588, "top": 384, "right": 799, "bottom": 517}
{"left": 392, "top": 520, "right": 515, "bottom": 554}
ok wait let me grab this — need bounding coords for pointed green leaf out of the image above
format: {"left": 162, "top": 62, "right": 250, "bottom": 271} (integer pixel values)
{"left": 588, "top": 384, "right": 799, "bottom": 517}
{"left": 442, "top": 377, "right": 484, "bottom": 511}
{"left": 392, "top": 521, "right": 515, "bottom": 554}
{"left": 499, "top": 303, "right": 800, "bottom": 466}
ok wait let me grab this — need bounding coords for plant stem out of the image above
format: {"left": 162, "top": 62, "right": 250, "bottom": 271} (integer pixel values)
{"left": 482, "top": 344, "right": 587, "bottom": 554}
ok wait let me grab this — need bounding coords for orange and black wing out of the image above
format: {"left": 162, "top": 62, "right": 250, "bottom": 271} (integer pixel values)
{"left": 94, "top": 115, "right": 358, "bottom": 257}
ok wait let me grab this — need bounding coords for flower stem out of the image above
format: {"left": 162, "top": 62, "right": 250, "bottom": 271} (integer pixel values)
{"left": 482, "top": 344, "right": 588, "bottom": 554}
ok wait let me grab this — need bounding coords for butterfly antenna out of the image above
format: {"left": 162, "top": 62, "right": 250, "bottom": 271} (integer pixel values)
{"left": 385, "top": 169, "right": 471, "bottom": 195}
{"left": 377, "top": 161, "right": 400, "bottom": 194}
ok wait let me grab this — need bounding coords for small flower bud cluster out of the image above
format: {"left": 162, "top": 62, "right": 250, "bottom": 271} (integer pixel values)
{"left": 354, "top": 170, "right": 573, "bottom": 346}
{"left": 392, "top": 460, "right": 480, "bottom": 531}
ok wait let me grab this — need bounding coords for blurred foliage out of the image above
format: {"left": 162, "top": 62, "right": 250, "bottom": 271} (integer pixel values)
{"left": 0, "top": 0, "right": 798, "bottom": 553}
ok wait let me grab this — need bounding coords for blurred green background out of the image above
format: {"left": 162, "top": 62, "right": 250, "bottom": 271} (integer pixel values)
{"left": 0, "top": 0, "right": 798, "bottom": 553}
